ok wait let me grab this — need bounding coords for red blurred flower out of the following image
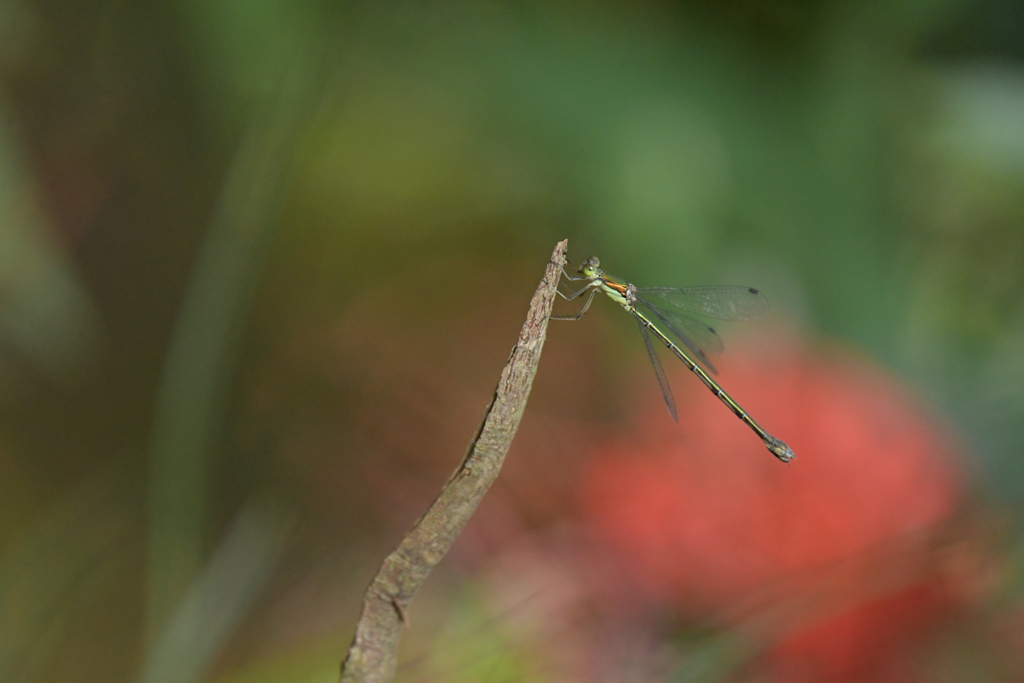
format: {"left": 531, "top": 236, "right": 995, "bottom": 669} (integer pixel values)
{"left": 581, "top": 337, "right": 971, "bottom": 681}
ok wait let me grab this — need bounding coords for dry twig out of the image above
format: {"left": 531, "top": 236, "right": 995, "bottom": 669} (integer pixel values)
{"left": 339, "top": 240, "right": 568, "bottom": 683}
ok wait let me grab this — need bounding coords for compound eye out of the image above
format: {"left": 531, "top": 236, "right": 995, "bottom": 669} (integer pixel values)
{"left": 587, "top": 257, "right": 600, "bottom": 267}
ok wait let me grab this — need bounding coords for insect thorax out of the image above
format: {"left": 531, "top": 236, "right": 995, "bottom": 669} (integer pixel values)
{"left": 624, "top": 283, "right": 638, "bottom": 307}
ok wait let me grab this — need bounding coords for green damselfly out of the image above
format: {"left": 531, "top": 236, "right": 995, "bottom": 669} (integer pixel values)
{"left": 554, "top": 256, "right": 794, "bottom": 463}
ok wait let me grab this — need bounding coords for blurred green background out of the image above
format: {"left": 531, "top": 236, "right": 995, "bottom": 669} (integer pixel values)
{"left": 2, "top": 0, "right": 1024, "bottom": 681}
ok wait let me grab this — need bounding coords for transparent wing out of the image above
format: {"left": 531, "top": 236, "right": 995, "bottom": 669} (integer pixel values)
{"left": 637, "top": 296, "right": 721, "bottom": 374}
{"left": 638, "top": 286, "right": 769, "bottom": 321}
{"left": 634, "top": 312, "right": 677, "bottom": 422}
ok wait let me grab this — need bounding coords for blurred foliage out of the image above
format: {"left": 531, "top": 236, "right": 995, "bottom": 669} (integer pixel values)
{"left": 1, "top": 0, "right": 1024, "bottom": 681}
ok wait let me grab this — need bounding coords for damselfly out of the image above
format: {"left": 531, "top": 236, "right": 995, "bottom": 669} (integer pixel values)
{"left": 553, "top": 256, "right": 794, "bottom": 463}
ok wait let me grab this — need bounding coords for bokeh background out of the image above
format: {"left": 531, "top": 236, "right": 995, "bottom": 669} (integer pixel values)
{"left": 2, "top": 0, "right": 1024, "bottom": 681}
